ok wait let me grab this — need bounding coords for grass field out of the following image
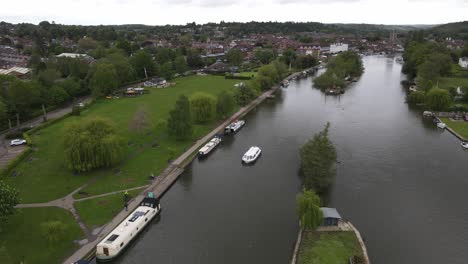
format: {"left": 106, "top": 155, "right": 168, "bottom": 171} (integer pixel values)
{"left": 0, "top": 207, "right": 83, "bottom": 264}
{"left": 75, "top": 189, "right": 141, "bottom": 229}
{"left": 439, "top": 77, "right": 468, "bottom": 90}
{"left": 441, "top": 118, "right": 468, "bottom": 139}
{"left": 5, "top": 75, "right": 239, "bottom": 203}
{"left": 297, "top": 231, "right": 363, "bottom": 264}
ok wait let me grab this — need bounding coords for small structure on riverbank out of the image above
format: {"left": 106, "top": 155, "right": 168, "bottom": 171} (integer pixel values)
{"left": 320, "top": 207, "right": 342, "bottom": 226}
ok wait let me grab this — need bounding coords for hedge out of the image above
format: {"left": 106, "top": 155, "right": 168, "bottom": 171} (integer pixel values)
{"left": 225, "top": 75, "right": 253, "bottom": 80}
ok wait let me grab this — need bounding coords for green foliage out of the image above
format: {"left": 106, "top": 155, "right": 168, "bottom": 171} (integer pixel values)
{"left": 130, "top": 50, "right": 156, "bottom": 79}
{"left": 174, "top": 56, "right": 188, "bottom": 74}
{"left": 406, "top": 91, "right": 426, "bottom": 105}
{"left": 167, "top": 95, "right": 192, "bottom": 139}
{"left": 102, "top": 53, "right": 136, "bottom": 85}
{"left": 78, "top": 37, "right": 98, "bottom": 51}
{"left": 63, "top": 117, "right": 123, "bottom": 172}
{"left": 299, "top": 123, "right": 337, "bottom": 193}
{"left": 425, "top": 88, "right": 452, "bottom": 111}
{"left": 295, "top": 55, "right": 318, "bottom": 69}
{"left": 216, "top": 90, "right": 236, "bottom": 118}
{"left": 0, "top": 181, "right": 20, "bottom": 224}
{"left": 296, "top": 190, "right": 323, "bottom": 229}
{"left": 190, "top": 93, "right": 216, "bottom": 123}
{"left": 40, "top": 221, "right": 67, "bottom": 242}
{"left": 160, "top": 61, "right": 175, "bottom": 80}
{"left": 226, "top": 48, "right": 245, "bottom": 65}
{"left": 254, "top": 49, "right": 276, "bottom": 64}
{"left": 281, "top": 49, "right": 297, "bottom": 66}
{"left": 402, "top": 41, "right": 450, "bottom": 79}
{"left": 234, "top": 83, "right": 258, "bottom": 106}
{"left": 90, "top": 63, "right": 119, "bottom": 97}
{"left": 416, "top": 52, "right": 453, "bottom": 91}
{"left": 314, "top": 52, "right": 362, "bottom": 90}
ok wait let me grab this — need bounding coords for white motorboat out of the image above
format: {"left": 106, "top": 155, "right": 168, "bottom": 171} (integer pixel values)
{"left": 198, "top": 136, "right": 222, "bottom": 158}
{"left": 281, "top": 80, "right": 290, "bottom": 87}
{"left": 224, "top": 120, "right": 245, "bottom": 134}
{"left": 96, "top": 193, "right": 160, "bottom": 261}
{"left": 437, "top": 122, "right": 446, "bottom": 129}
{"left": 461, "top": 142, "right": 468, "bottom": 149}
{"left": 242, "top": 146, "right": 262, "bottom": 164}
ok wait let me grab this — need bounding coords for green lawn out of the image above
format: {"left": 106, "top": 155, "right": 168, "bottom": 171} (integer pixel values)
{"left": 439, "top": 77, "right": 468, "bottom": 90}
{"left": 238, "top": 71, "right": 257, "bottom": 77}
{"left": 75, "top": 189, "right": 141, "bottom": 229}
{"left": 441, "top": 118, "right": 468, "bottom": 139}
{"left": 0, "top": 207, "right": 83, "bottom": 264}
{"left": 5, "top": 75, "right": 239, "bottom": 203}
{"left": 297, "top": 231, "right": 363, "bottom": 264}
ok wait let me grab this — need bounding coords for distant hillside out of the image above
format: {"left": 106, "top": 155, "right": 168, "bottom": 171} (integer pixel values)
{"left": 430, "top": 21, "right": 468, "bottom": 39}
{"left": 331, "top": 23, "right": 432, "bottom": 32}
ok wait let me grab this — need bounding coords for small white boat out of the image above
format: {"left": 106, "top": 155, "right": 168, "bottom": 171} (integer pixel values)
{"left": 422, "top": 111, "right": 433, "bottom": 117}
{"left": 242, "top": 146, "right": 262, "bottom": 164}
{"left": 461, "top": 142, "right": 468, "bottom": 149}
{"left": 437, "top": 122, "right": 446, "bottom": 129}
{"left": 224, "top": 120, "right": 245, "bottom": 134}
{"left": 281, "top": 80, "right": 290, "bottom": 87}
{"left": 96, "top": 193, "right": 160, "bottom": 261}
{"left": 198, "top": 136, "right": 222, "bottom": 158}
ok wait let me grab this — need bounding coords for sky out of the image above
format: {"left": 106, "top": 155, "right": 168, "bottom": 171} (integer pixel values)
{"left": 1, "top": 0, "right": 467, "bottom": 26}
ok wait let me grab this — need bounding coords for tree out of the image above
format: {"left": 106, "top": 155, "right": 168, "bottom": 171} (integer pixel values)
{"left": 116, "top": 40, "right": 132, "bottom": 56}
{"left": 160, "top": 61, "right": 175, "bottom": 80}
{"left": 234, "top": 83, "right": 257, "bottom": 106}
{"left": 103, "top": 53, "right": 136, "bottom": 85}
{"left": 174, "top": 56, "right": 188, "bottom": 74}
{"left": 0, "top": 181, "right": 20, "bottom": 225}
{"left": 425, "top": 88, "right": 452, "bottom": 111}
{"left": 63, "top": 118, "right": 123, "bottom": 172}
{"left": 299, "top": 123, "right": 337, "bottom": 193}
{"left": 37, "top": 68, "right": 60, "bottom": 87}
{"left": 129, "top": 106, "right": 152, "bottom": 134}
{"left": 295, "top": 55, "right": 318, "bottom": 69}
{"left": 90, "top": 63, "right": 118, "bottom": 97}
{"left": 226, "top": 48, "right": 244, "bottom": 65}
{"left": 190, "top": 93, "right": 216, "bottom": 123}
{"left": 282, "top": 49, "right": 297, "bottom": 66}
{"left": 78, "top": 37, "right": 97, "bottom": 51}
{"left": 254, "top": 49, "right": 275, "bottom": 64}
{"left": 296, "top": 189, "right": 323, "bottom": 229}
{"left": 167, "top": 95, "right": 192, "bottom": 139}
{"left": 407, "top": 91, "right": 426, "bottom": 105}
{"left": 216, "top": 90, "right": 236, "bottom": 118}
{"left": 130, "top": 50, "right": 156, "bottom": 79}
{"left": 461, "top": 43, "right": 468, "bottom": 58}
{"left": 313, "top": 69, "right": 345, "bottom": 90}
{"left": 255, "top": 64, "right": 280, "bottom": 91}
{"left": 48, "top": 85, "right": 70, "bottom": 105}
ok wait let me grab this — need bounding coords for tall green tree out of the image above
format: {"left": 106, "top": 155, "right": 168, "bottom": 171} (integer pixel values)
{"left": 190, "top": 93, "right": 216, "bottom": 123}
{"left": 174, "top": 56, "right": 188, "bottom": 74}
{"left": 296, "top": 189, "right": 323, "bottom": 229}
{"left": 254, "top": 49, "right": 275, "bottom": 64}
{"left": 226, "top": 48, "right": 244, "bottom": 65}
{"left": 90, "top": 63, "right": 118, "bottom": 97}
{"left": 216, "top": 90, "right": 236, "bottom": 118}
{"left": 425, "top": 88, "right": 452, "bottom": 111}
{"left": 299, "top": 123, "right": 337, "bottom": 193}
{"left": 234, "top": 83, "right": 257, "bottom": 106}
{"left": 63, "top": 118, "right": 123, "bottom": 172}
{"left": 0, "top": 181, "right": 20, "bottom": 225}
{"left": 167, "top": 95, "right": 192, "bottom": 139}
{"left": 130, "top": 50, "right": 156, "bottom": 79}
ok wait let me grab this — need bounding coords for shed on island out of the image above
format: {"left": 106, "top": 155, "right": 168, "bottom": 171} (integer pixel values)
{"left": 320, "top": 207, "right": 342, "bottom": 226}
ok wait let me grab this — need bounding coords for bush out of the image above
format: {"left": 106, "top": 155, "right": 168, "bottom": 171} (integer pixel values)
{"left": 225, "top": 75, "right": 252, "bottom": 80}
{"left": 4, "top": 127, "right": 31, "bottom": 139}
{"left": 234, "top": 83, "right": 258, "bottom": 106}
{"left": 406, "top": 91, "right": 426, "bottom": 105}
{"left": 167, "top": 95, "right": 192, "bottom": 140}
{"left": 41, "top": 221, "right": 66, "bottom": 242}
{"left": 216, "top": 91, "right": 236, "bottom": 118}
{"left": 71, "top": 105, "right": 81, "bottom": 116}
{"left": 190, "top": 93, "right": 216, "bottom": 123}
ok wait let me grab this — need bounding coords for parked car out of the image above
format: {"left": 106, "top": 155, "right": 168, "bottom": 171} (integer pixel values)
{"left": 10, "top": 139, "right": 27, "bottom": 146}
{"left": 77, "top": 102, "right": 85, "bottom": 107}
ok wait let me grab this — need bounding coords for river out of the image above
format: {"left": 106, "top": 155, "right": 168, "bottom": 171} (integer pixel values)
{"left": 111, "top": 56, "right": 468, "bottom": 264}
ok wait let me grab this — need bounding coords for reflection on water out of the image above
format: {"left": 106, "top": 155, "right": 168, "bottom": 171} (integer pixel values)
{"left": 111, "top": 56, "right": 468, "bottom": 264}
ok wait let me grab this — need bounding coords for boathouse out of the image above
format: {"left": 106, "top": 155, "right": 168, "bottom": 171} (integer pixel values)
{"left": 320, "top": 207, "right": 342, "bottom": 226}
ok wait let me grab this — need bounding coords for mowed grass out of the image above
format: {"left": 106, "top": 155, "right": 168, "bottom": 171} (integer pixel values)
{"left": 0, "top": 207, "right": 83, "bottom": 264}
{"left": 5, "top": 75, "right": 239, "bottom": 203}
{"left": 439, "top": 77, "right": 468, "bottom": 90}
{"left": 441, "top": 118, "right": 468, "bottom": 139}
{"left": 75, "top": 189, "right": 141, "bottom": 229}
{"left": 297, "top": 231, "right": 363, "bottom": 264}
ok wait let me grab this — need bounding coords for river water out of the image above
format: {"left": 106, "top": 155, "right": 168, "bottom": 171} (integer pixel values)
{"left": 112, "top": 56, "right": 468, "bottom": 264}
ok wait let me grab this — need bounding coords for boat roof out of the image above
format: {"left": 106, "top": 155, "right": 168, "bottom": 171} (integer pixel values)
{"left": 320, "top": 207, "right": 341, "bottom": 219}
{"left": 244, "top": 146, "right": 260, "bottom": 156}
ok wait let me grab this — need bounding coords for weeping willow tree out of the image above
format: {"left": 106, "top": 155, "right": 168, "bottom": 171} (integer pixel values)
{"left": 296, "top": 189, "right": 323, "bottom": 229}
{"left": 64, "top": 117, "right": 123, "bottom": 172}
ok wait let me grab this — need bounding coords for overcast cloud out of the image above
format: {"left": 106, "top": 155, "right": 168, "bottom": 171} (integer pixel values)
{"left": 1, "top": 0, "right": 466, "bottom": 25}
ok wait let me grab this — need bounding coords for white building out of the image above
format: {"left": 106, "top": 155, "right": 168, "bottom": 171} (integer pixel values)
{"left": 459, "top": 57, "right": 468, "bottom": 69}
{"left": 329, "top": 43, "right": 349, "bottom": 54}
{"left": 57, "top": 53, "right": 93, "bottom": 60}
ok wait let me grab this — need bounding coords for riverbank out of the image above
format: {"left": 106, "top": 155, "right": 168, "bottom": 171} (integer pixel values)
{"left": 291, "top": 221, "right": 369, "bottom": 264}
{"left": 439, "top": 118, "right": 468, "bottom": 140}
{"left": 63, "top": 81, "right": 282, "bottom": 263}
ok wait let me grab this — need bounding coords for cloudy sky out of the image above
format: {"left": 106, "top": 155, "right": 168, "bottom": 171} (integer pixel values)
{"left": 2, "top": 0, "right": 467, "bottom": 26}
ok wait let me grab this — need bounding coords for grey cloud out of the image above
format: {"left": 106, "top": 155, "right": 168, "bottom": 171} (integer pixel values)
{"left": 277, "top": 0, "right": 361, "bottom": 4}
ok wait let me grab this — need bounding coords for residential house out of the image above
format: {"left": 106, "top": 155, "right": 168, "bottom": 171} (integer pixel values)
{"left": 459, "top": 57, "right": 468, "bottom": 69}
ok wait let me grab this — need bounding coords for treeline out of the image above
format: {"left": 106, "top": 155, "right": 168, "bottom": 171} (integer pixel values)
{"left": 403, "top": 37, "right": 468, "bottom": 111}
{"left": 313, "top": 51, "right": 363, "bottom": 89}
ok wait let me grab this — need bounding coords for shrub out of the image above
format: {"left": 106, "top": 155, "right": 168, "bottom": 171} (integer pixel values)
{"left": 216, "top": 91, "right": 236, "bottom": 118}
{"left": 425, "top": 88, "right": 452, "bottom": 111}
{"left": 406, "top": 91, "right": 426, "bottom": 105}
